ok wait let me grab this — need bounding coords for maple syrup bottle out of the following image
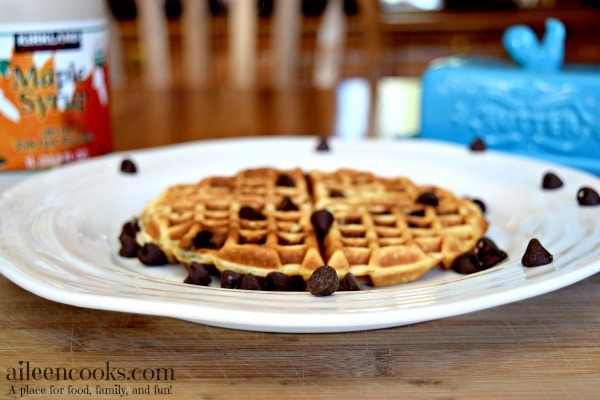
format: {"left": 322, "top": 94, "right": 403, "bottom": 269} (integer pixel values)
{"left": 0, "top": 0, "right": 112, "bottom": 170}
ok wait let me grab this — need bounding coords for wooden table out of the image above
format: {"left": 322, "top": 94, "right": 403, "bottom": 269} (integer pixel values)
{"left": 111, "top": 85, "right": 340, "bottom": 150}
{"left": 1, "top": 86, "right": 599, "bottom": 399}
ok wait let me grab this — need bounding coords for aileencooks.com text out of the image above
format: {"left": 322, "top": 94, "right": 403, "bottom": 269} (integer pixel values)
{"left": 5, "top": 361, "right": 175, "bottom": 382}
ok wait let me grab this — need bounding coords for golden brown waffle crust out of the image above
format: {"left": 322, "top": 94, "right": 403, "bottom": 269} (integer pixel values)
{"left": 136, "top": 167, "right": 488, "bottom": 287}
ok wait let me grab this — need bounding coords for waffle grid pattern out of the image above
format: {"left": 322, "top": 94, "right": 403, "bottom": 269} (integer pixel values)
{"left": 137, "top": 168, "right": 487, "bottom": 286}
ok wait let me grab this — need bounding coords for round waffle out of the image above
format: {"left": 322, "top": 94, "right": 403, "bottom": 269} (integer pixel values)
{"left": 135, "top": 167, "right": 488, "bottom": 287}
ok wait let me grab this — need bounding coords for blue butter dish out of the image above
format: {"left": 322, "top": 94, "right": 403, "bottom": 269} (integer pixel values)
{"left": 420, "top": 19, "right": 600, "bottom": 175}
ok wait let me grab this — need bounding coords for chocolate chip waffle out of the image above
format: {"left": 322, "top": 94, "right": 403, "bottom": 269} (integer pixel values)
{"left": 134, "top": 167, "right": 488, "bottom": 287}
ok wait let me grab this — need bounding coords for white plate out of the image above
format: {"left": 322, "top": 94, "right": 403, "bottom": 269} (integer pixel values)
{"left": 1, "top": 137, "right": 599, "bottom": 333}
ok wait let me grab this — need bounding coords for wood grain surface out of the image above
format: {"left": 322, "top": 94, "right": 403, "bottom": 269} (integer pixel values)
{"left": 1, "top": 86, "right": 599, "bottom": 399}
{"left": 111, "top": 86, "right": 339, "bottom": 151}
{"left": 2, "top": 273, "right": 598, "bottom": 399}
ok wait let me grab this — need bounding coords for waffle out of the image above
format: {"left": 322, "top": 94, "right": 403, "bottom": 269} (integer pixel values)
{"left": 135, "top": 167, "right": 488, "bottom": 287}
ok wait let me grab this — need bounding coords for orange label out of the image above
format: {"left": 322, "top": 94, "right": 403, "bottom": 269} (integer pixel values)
{"left": 0, "top": 20, "right": 111, "bottom": 170}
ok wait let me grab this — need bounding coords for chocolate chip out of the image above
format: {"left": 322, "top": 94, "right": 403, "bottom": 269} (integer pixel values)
{"left": 452, "top": 237, "right": 508, "bottom": 275}
{"left": 184, "top": 262, "right": 212, "bottom": 286}
{"left": 120, "top": 158, "right": 137, "bottom": 174}
{"left": 310, "top": 209, "right": 334, "bottom": 240}
{"left": 239, "top": 205, "right": 266, "bottom": 220}
{"left": 240, "top": 273, "right": 264, "bottom": 290}
{"left": 469, "top": 137, "right": 486, "bottom": 151}
{"left": 577, "top": 187, "right": 600, "bottom": 206}
{"left": 329, "top": 189, "right": 345, "bottom": 198}
{"left": 192, "top": 230, "right": 216, "bottom": 249}
{"left": 120, "top": 219, "right": 140, "bottom": 237}
{"left": 521, "top": 238, "right": 553, "bottom": 267}
{"left": 416, "top": 191, "right": 439, "bottom": 207}
{"left": 451, "top": 251, "right": 480, "bottom": 274}
{"left": 307, "top": 265, "right": 339, "bottom": 296}
{"left": 471, "top": 198, "right": 486, "bottom": 213}
{"left": 118, "top": 220, "right": 141, "bottom": 257}
{"left": 221, "top": 270, "right": 243, "bottom": 289}
{"left": 266, "top": 271, "right": 291, "bottom": 291}
{"left": 316, "top": 137, "right": 330, "bottom": 152}
{"left": 277, "top": 196, "right": 299, "bottom": 211}
{"left": 276, "top": 174, "right": 295, "bottom": 187}
{"left": 542, "top": 172, "right": 564, "bottom": 189}
{"left": 338, "top": 273, "right": 362, "bottom": 291}
{"left": 289, "top": 275, "right": 307, "bottom": 291}
{"left": 137, "top": 243, "right": 169, "bottom": 266}
{"left": 119, "top": 235, "right": 141, "bottom": 258}
{"left": 204, "top": 264, "right": 220, "bottom": 277}
{"left": 476, "top": 237, "right": 508, "bottom": 270}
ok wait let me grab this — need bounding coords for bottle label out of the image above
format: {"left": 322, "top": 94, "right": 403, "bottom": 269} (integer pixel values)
{"left": 0, "top": 19, "right": 111, "bottom": 170}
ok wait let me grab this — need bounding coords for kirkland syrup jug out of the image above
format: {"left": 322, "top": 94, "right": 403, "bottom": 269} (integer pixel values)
{"left": 0, "top": 0, "right": 112, "bottom": 170}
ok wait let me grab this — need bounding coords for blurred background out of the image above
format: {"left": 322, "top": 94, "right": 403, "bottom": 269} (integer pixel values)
{"left": 106, "top": 0, "right": 600, "bottom": 148}
{"left": 107, "top": 0, "right": 600, "bottom": 87}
